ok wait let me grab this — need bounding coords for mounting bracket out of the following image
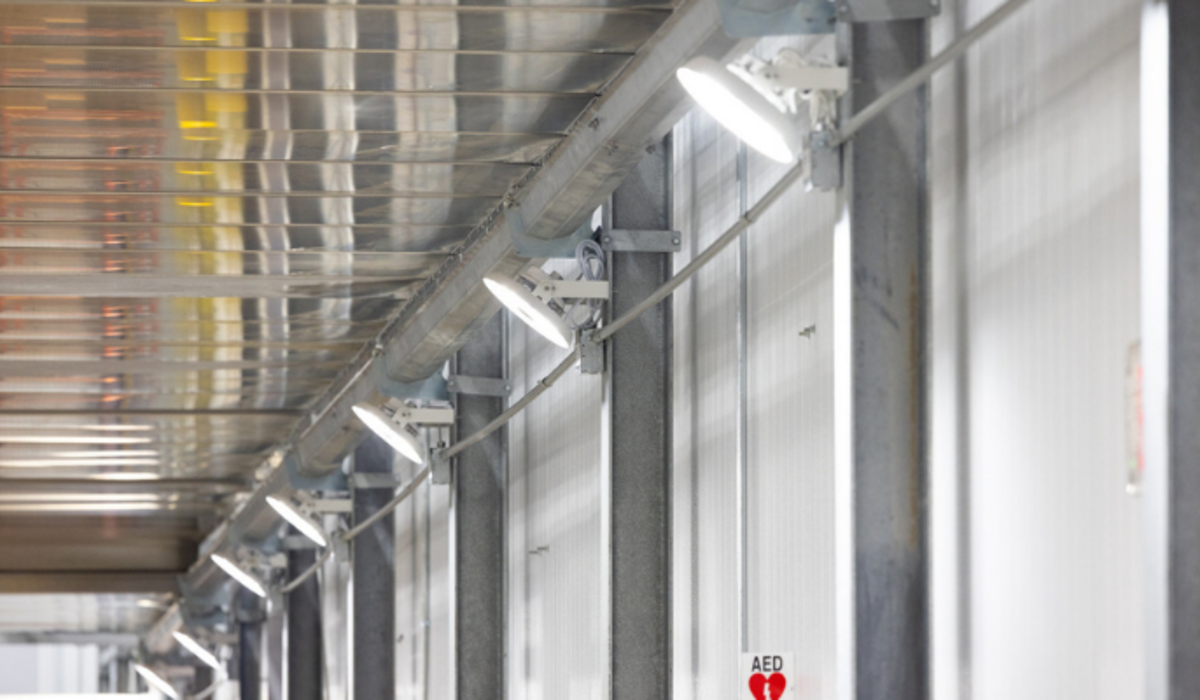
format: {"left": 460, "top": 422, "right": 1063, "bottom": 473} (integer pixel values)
{"left": 578, "top": 330, "right": 605, "bottom": 375}
{"left": 446, "top": 375, "right": 513, "bottom": 398}
{"left": 599, "top": 229, "right": 682, "bottom": 253}
{"left": 508, "top": 211, "right": 596, "bottom": 259}
{"left": 808, "top": 130, "right": 843, "bottom": 191}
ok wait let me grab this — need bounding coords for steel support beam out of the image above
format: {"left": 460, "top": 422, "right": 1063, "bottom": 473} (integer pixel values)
{"left": 847, "top": 19, "right": 929, "bottom": 700}
{"left": 287, "top": 547, "right": 324, "bottom": 700}
{"left": 1145, "top": 2, "right": 1200, "bottom": 699}
{"left": 352, "top": 436, "right": 395, "bottom": 700}
{"left": 605, "top": 139, "right": 672, "bottom": 700}
{"left": 237, "top": 591, "right": 266, "bottom": 700}
{"left": 452, "top": 313, "right": 507, "bottom": 700}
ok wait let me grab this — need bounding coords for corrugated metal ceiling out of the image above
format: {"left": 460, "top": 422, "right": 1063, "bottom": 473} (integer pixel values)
{"left": 0, "top": 0, "right": 674, "bottom": 625}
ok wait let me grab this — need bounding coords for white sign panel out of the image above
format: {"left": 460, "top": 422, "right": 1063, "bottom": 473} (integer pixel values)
{"left": 741, "top": 652, "right": 796, "bottom": 700}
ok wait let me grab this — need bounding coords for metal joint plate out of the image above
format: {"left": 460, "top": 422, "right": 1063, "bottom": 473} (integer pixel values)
{"left": 446, "top": 375, "right": 513, "bottom": 397}
{"left": 600, "top": 229, "right": 682, "bottom": 253}
{"left": 836, "top": 0, "right": 940, "bottom": 22}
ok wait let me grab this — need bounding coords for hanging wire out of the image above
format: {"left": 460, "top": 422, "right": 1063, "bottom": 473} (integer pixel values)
{"left": 565, "top": 238, "right": 607, "bottom": 330}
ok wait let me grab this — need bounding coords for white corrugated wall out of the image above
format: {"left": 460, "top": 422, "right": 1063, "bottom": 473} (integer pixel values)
{"left": 387, "top": 2, "right": 1147, "bottom": 695}
{"left": 929, "top": 0, "right": 1144, "bottom": 698}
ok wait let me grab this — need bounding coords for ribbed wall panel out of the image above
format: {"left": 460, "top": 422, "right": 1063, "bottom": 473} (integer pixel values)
{"left": 746, "top": 158, "right": 839, "bottom": 699}
{"left": 507, "top": 314, "right": 605, "bottom": 700}
{"left": 929, "top": 0, "right": 1144, "bottom": 697}
{"left": 672, "top": 108, "right": 743, "bottom": 700}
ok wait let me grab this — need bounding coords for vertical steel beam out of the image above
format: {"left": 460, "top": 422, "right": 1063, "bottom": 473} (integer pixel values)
{"left": 353, "top": 436, "right": 396, "bottom": 700}
{"left": 237, "top": 590, "right": 266, "bottom": 700}
{"left": 606, "top": 138, "right": 672, "bottom": 700}
{"left": 1145, "top": 2, "right": 1200, "bottom": 698}
{"left": 452, "top": 312, "right": 507, "bottom": 700}
{"left": 848, "top": 19, "right": 930, "bottom": 700}
{"left": 287, "top": 547, "right": 324, "bottom": 700}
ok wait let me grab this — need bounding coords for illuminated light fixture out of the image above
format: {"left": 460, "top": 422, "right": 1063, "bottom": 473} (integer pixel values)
{"left": 676, "top": 53, "right": 849, "bottom": 164}
{"left": 483, "top": 269, "right": 608, "bottom": 349}
{"left": 172, "top": 631, "right": 222, "bottom": 672}
{"left": 266, "top": 495, "right": 328, "bottom": 548}
{"left": 211, "top": 553, "right": 267, "bottom": 598}
{"left": 133, "top": 663, "right": 179, "bottom": 700}
{"left": 352, "top": 403, "right": 455, "bottom": 465}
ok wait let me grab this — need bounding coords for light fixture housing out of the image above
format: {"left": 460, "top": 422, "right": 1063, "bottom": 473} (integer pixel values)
{"left": 266, "top": 495, "right": 328, "bottom": 548}
{"left": 677, "top": 54, "right": 850, "bottom": 165}
{"left": 352, "top": 403, "right": 426, "bottom": 463}
{"left": 172, "top": 630, "right": 222, "bottom": 672}
{"left": 211, "top": 553, "right": 267, "bottom": 598}
{"left": 677, "top": 56, "right": 799, "bottom": 164}
{"left": 133, "top": 663, "right": 180, "bottom": 700}
{"left": 483, "top": 271, "right": 608, "bottom": 349}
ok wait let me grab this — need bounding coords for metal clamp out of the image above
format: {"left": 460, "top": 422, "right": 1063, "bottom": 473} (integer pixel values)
{"left": 578, "top": 330, "right": 605, "bottom": 375}
{"left": 808, "top": 130, "right": 842, "bottom": 192}
{"left": 430, "top": 449, "right": 452, "bottom": 486}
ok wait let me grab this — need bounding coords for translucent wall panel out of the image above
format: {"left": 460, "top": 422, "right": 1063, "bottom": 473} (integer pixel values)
{"left": 393, "top": 452, "right": 451, "bottom": 700}
{"left": 507, "top": 313, "right": 605, "bottom": 700}
{"left": 929, "top": 0, "right": 1144, "bottom": 697}
{"left": 672, "top": 73, "right": 840, "bottom": 697}
{"left": 672, "top": 108, "right": 743, "bottom": 700}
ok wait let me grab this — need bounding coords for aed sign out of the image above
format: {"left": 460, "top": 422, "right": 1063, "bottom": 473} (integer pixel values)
{"left": 741, "top": 652, "right": 796, "bottom": 700}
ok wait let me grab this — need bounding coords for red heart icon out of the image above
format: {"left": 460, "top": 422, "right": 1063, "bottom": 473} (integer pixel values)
{"left": 749, "top": 672, "right": 787, "bottom": 700}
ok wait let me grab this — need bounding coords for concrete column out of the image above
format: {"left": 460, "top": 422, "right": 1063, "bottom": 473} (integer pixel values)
{"left": 452, "top": 312, "right": 507, "bottom": 700}
{"left": 606, "top": 139, "right": 673, "bottom": 700}
{"left": 848, "top": 18, "right": 930, "bottom": 700}
{"left": 287, "top": 547, "right": 323, "bottom": 700}
{"left": 352, "top": 436, "right": 395, "bottom": 700}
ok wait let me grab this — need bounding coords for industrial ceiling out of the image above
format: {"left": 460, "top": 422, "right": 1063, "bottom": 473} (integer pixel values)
{"left": 0, "top": 0, "right": 741, "bottom": 637}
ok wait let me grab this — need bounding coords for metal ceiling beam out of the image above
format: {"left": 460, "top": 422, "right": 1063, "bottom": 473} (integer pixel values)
{"left": 288, "top": 0, "right": 750, "bottom": 475}
{"left": 0, "top": 276, "right": 419, "bottom": 298}
{"left": 170, "top": 0, "right": 749, "bottom": 610}
{"left": 0, "top": 572, "right": 179, "bottom": 594}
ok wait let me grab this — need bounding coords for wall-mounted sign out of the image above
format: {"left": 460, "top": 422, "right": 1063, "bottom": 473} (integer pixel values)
{"left": 742, "top": 652, "right": 796, "bottom": 700}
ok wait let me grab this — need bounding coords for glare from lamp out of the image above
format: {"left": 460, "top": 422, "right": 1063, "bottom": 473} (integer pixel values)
{"left": 351, "top": 404, "right": 426, "bottom": 464}
{"left": 266, "top": 495, "right": 328, "bottom": 548}
{"left": 133, "top": 664, "right": 179, "bottom": 700}
{"left": 482, "top": 273, "right": 573, "bottom": 349}
{"left": 171, "top": 631, "right": 222, "bottom": 672}
{"left": 210, "top": 554, "right": 267, "bottom": 598}
{"left": 676, "top": 56, "right": 797, "bottom": 164}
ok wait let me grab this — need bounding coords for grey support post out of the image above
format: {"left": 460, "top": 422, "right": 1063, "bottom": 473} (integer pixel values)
{"left": 452, "top": 312, "right": 507, "bottom": 700}
{"left": 287, "top": 546, "right": 323, "bottom": 700}
{"left": 352, "top": 436, "right": 396, "bottom": 700}
{"left": 1144, "top": 2, "right": 1200, "bottom": 698}
{"left": 848, "top": 19, "right": 930, "bottom": 700}
{"left": 237, "top": 590, "right": 265, "bottom": 700}
{"left": 606, "top": 138, "right": 673, "bottom": 700}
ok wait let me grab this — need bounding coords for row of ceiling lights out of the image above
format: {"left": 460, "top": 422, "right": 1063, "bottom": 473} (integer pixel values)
{"left": 142, "top": 48, "right": 845, "bottom": 691}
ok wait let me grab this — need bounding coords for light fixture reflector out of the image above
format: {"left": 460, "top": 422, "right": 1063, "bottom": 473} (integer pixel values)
{"left": 483, "top": 273, "right": 573, "bottom": 349}
{"left": 266, "top": 495, "right": 328, "bottom": 548}
{"left": 133, "top": 663, "right": 179, "bottom": 700}
{"left": 676, "top": 56, "right": 797, "bottom": 164}
{"left": 352, "top": 404, "right": 425, "bottom": 464}
{"left": 172, "top": 631, "right": 222, "bottom": 672}
{"left": 211, "top": 554, "right": 267, "bottom": 598}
